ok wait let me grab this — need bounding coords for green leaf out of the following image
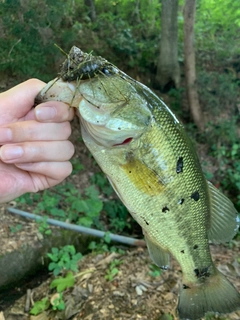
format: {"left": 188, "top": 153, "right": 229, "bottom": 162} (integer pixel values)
{"left": 110, "top": 267, "right": 119, "bottom": 276}
{"left": 84, "top": 185, "right": 99, "bottom": 199}
{"left": 50, "top": 272, "right": 75, "bottom": 292}
{"left": 78, "top": 216, "right": 93, "bottom": 227}
{"left": 84, "top": 198, "right": 103, "bottom": 216}
{"left": 48, "top": 262, "right": 58, "bottom": 270}
{"left": 104, "top": 232, "right": 111, "bottom": 244}
{"left": 64, "top": 245, "right": 76, "bottom": 255}
{"left": 30, "top": 297, "right": 50, "bottom": 315}
{"left": 50, "top": 207, "right": 66, "bottom": 218}
{"left": 52, "top": 293, "right": 65, "bottom": 311}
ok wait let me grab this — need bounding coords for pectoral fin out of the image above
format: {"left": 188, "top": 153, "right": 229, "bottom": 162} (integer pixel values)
{"left": 207, "top": 181, "right": 239, "bottom": 244}
{"left": 144, "top": 233, "right": 170, "bottom": 269}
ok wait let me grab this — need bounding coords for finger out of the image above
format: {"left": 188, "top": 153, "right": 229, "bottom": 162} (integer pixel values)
{"left": 0, "top": 79, "right": 45, "bottom": 121}
{"left": 0, "top": 121, "right": 72, "bottom": 143}
{"left": 0, "top": 140, "right": 75, "bottom": 163}
{"left": 0, "top": 162, "right": 31, "bottom": 203}
{"left": 15, "top": 161, "right": 73, "bottom": 184}
{"left": 34, "top": 101, "right": 75, "bottom": 122}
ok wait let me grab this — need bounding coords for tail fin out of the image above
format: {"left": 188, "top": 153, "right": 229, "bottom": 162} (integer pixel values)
{"left": 178, "top": 269, "right": 240, "bottom": 320}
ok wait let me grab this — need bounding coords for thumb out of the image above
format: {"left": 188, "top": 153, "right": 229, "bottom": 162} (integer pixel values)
{"left": 0, "top": 79, "right": 45, "bottom": 125}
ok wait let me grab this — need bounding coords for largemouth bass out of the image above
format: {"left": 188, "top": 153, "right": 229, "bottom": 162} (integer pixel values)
{"left": 36, "top": 46, "right": 240, "bottom": 320}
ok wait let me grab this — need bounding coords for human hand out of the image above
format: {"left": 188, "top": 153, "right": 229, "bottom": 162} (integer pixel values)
{"left": 0, "top": 79, "right": 75, "bottom": 203}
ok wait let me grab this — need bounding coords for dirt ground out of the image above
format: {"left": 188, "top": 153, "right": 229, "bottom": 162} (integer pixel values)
{"left": 2, "top": 241, "right": 240, "bottom": 320}
{"left": 0, "top": 114, "right": 240, "bottom": 320}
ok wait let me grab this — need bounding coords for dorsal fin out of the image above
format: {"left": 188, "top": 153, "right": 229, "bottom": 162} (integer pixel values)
{"left": 207, "top": 181, "right": 239, "bottom": 243}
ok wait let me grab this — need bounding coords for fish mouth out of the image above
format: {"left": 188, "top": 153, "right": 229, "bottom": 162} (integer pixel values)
{"left": 35, "top": 77, "right": 147, "bottom": 148}
{"left": 78, "top": 96, "right": 142, "bottom": 148}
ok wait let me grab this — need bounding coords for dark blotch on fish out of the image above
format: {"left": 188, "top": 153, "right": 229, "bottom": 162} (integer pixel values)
{"left": 193, "top": 245, "right": 198, "bottom": 249}
{"left": 141, "top": 216, "right": 149, "bottom": 225}
{"left": 183, "top": 284, "right": 190, "bottom": 289}
{"left": 176, "top": 157, "right": 184, "bottom": 173}
{"left": 178, "top": 198, "right": 185, "bottom": 205}
{"left": 162, "top": 206, "right": 170, "bottom": 213}
{"left": 194, "top": 267, "right": 210, "bottom": 279}
{"left": 181, "top": 250, "right": 185, "bottom": 254}
{"left": 191, "top": 191, "right": 200, "bottom": 201}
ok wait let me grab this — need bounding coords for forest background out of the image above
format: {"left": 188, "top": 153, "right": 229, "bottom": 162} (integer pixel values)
{"left": 0, "top": 0, "right": 239, "bottom": 233}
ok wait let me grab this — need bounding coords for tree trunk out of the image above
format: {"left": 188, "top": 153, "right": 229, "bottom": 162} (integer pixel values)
{"left": 183, "top": 0, "right": 204, "bottom": 131}
{"left": 84, "top": 0, "right": 96, "bottom": 22}
{"left": 155, "top": 0, "right": 180, "bottom": 91}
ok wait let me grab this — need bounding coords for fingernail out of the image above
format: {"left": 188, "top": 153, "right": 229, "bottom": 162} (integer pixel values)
{"left": 0, "top": 128, "right": 12, "bottom": 143}
{"left": 35, "top": 106, "right": 57, "bottom": 121}
{"left": 0, "top": 146, "right": 23, "bottom": 161}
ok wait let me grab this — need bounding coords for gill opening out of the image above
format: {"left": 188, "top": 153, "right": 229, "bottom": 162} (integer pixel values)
{"left": 113, "top": 137, "right": 133, "bottom": 146}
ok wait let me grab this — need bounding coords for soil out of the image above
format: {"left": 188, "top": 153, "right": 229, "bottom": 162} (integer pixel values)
{"left": 0, "top": 103, "right": 239, "bottom": 320}
{"left": 2, "top": 243, "right": 240, "bottom": 320}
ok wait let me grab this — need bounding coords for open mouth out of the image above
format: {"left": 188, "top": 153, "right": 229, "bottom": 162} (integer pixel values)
{"left": 113, "top": 137, "right": 133, "bottom": 146}
{"left": 78, "top": 98, "right": 140, "bottom": 148}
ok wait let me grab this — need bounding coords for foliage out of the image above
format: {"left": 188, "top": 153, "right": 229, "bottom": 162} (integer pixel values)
{"left": 197, "top": 71, "right": 239, "bottom": 116}
{"left": 90, "top": 172, "right": 113, "bottom": 197}
{"left": 47, "top": 245, "right": 83, "bottom": 276}
{"left": 91, "top": 171, "right": 132, "bottom": 233}
{"left": 51, "top": 293, "right": 65, "bottom": 311}
{"left": 105, "top": 259, "right": 123, "bottom": 281}
{"left": 195, "top": 0, "right": 240, "bottom": 58}
{"left": 0, "top": 0, "right": 60, "bottom": 81}
{"left": 204, "top": 117, "right": 240, "bottom": 212}
{"left": 88, "top": 232, "right": 125, "bottom": 254}
{"left": 1, "top": 0, "right": 239, "bottom": 82}
{"left": 205, "top": 315, "right": 229, "bottom": 320}
{"left": 15, "top": 168, "right": 132, "bottom": 238}
{"left": 30, "top": 244, "right": 84, "bottom": 315}
{"left": 168, "top": 87, "right": 185, "bottom": 115}
{"left": 148, "top": 264, "right": 162, "bottom": 278}
{"left": 103, "top": 200, "right": 131, "bottom": 233}
{"left": 70, "top": 158, "right": 84, "bottom": 175}
{"left": 30, "top": 297, "right": 50, "bottom": 315}
{"left": 160, "top": 314, "right": 173, "bottom": 320}
{"left": 0, "top": 0, "right": 162, "bottom": 82}
{"left": 50, "top": 272, "right": 75, "bottom": 292}
{"left": 37, "top": 215, "right": 52, "bottom": 235}
{"left": 9, "top": 223, "right": 22, "bottom": 233}
{"left": 16, "top": 182, "right": 103, "bottom": 228}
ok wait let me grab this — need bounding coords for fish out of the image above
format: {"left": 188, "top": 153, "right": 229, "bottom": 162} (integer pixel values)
{"left": 35, "top": 46, "right": 240, "bottom": 320}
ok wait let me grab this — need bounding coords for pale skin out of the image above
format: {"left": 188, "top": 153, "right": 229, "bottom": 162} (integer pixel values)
{"left": 0, "top": 79, "right": 75, "bottom": 203}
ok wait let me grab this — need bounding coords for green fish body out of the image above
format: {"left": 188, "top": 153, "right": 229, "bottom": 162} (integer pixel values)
{"left": 36, "top": 47, "right": 240, "bottom": 320}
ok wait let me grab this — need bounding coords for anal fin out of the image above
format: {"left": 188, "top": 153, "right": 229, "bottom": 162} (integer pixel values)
{"left": 207, "top": 181, "right": 239, "bottom": 244}
{"left": 144, "top": 233, "right": 170, "bottom": 269}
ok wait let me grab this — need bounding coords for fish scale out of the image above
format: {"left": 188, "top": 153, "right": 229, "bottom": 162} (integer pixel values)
{"left": 35, "top": 46, "right": 240, "bottom": 320}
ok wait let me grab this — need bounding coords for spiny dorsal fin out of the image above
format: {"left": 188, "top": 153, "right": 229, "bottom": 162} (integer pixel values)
{"left": 207, "top": 181, "right": 239, "bottom": 244}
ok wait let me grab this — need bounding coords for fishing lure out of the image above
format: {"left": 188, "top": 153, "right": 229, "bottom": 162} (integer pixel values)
{"left": 58, "top": 45, "right": 115, "bottom": 81}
